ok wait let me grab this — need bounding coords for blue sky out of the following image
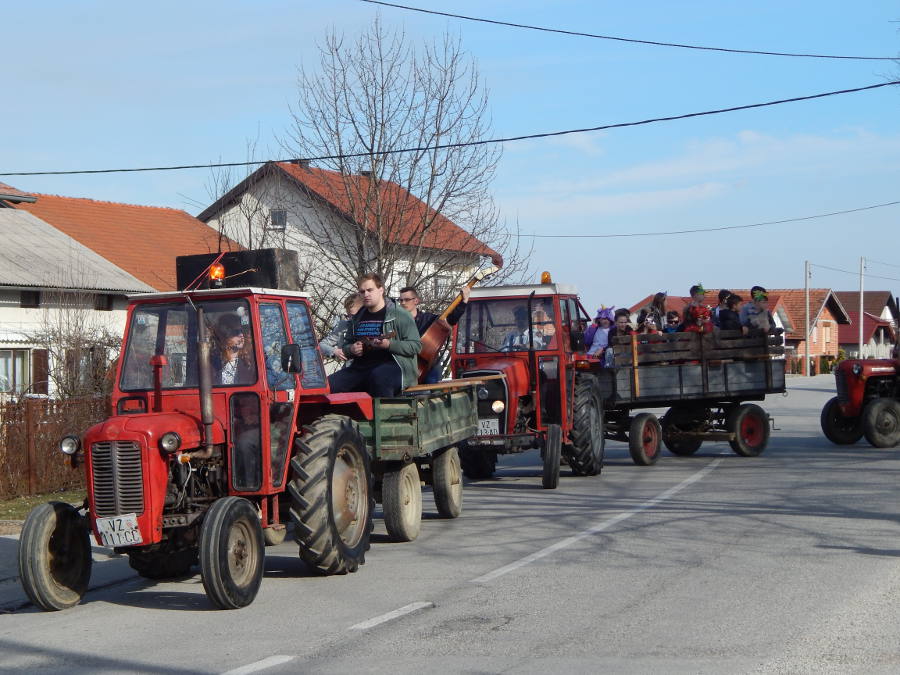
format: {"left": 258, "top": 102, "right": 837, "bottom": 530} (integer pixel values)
{"left": 3, "top": 1, "right": 898, "bottom": 312}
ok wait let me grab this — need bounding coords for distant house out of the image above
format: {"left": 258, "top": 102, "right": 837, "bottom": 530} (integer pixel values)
{"left": 1, "top": 185, "right": 238, "bottom": 399}
{"left": 197, "top": 161, "right": 498, "bottom": 325}
{"left": 832, "top": 291, "right": 898, "bottom": 358}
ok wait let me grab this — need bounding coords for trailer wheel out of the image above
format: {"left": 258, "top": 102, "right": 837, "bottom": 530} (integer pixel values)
{"left": 459, "top": 442, "right": 497, "bottom": 479}
{"left": 18, "top": 502, "right": 92, "bottom": 611}
{"left": 433, "top": 447, "right": 463, "bottom": 518}
{"left": 862, "top": 398, "right": 900, "bottom": 448}
{"left": 127, "top": 545, "right": 197, "bottom": 579}
{"left": 199, "top": 496, "right": 264, "bottom": 610}
{"left": 727, "top": 404, "right": 770, "bottom": 457}
{"left": 820, "top": 396, "right": 864, "bottom": 445}
{"left": 288, "top": 415, "right": 373, "bottom": 574}
{"left": 629, "top": 413, "right": 662, "bottom": 465}
{"left": 383, "top": 463, "right": 423, "bottom": 542}
{"left": 566, "top": 374, "right": 605, "bottom": 476}
{"left": 542, "top": 424, "right": 562, "bottom": 489}
{"left": 661, "top": 406, "right": 704, "bottom": 456}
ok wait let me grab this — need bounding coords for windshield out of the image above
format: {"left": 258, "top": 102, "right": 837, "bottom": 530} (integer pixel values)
{"left": 455, "top": 298, "right": 557, "bottom": 353}
{"left": 120, "top": 299, "right": 256, "bottom": 391}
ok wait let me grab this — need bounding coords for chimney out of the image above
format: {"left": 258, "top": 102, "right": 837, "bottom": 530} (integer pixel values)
{"left": 288, "top": 159, "right": 310, "bottom": 168}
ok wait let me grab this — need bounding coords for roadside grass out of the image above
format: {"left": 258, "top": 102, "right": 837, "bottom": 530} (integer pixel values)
{"left": 0, "top": 490, "right": 86, "bottom": 521}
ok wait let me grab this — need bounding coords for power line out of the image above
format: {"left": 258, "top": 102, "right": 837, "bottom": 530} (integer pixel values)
{"left": 865, "top": 257, "right": 900, "bottom": 269}
{"left": 810, "top": 262, "right": 900, "bottom": 283}
{"left": 516, "top": 200, "right": 900, "bottom": 239}
{"left": 360, "top": 0, "right": 899, "bottom": 61}
{"left": 2, "top": 80, "right": 898, "bottom": 178}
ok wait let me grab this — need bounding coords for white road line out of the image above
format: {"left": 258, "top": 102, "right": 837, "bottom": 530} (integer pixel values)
{"left": 348, "top": 601, "right": 435, "bottom": 630}
{"left": 471, "top": 459, "right": 722, "bottom": 584}
{"left": 222, "top": 655, "right": 294, "bottom": 675}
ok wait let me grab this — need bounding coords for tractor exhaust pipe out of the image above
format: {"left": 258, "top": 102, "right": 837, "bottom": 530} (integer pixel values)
{"left": 196, "top": 306, "right": 215, "bottom": 457}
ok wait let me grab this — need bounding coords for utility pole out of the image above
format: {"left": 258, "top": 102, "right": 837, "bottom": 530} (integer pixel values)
{"left": 858, "top": 256, "right": 865, "bottom": 358}
{"left": 804, "top": 260, "right": 810, "bottom": 377}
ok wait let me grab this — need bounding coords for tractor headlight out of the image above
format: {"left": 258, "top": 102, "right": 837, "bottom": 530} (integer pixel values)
{"left": 60, "top": 435, "right": 80, "bottom": 455}
{"left": 477, "top": 386, "right": 489, "bottom": 400}
{"left": 851, "top": 363, "right": 863, "bottom": 376}
{"left": 159, "top": 432, "right": 182, "bottom": 453}
{"left": 491, "top": 400, "right": 505, "bottom": 414}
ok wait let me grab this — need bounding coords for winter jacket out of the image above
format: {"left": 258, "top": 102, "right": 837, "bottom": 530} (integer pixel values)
{"left": 340, "top": 299, "right": 422, "bottom": 389}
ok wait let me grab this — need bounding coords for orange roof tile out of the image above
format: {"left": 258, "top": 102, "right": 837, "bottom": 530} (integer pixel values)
{"left": 274, "top": 162, "right": 499, "bottom": 263}
{"left": 15, "top": 194, "right": 239, "bottom": 291}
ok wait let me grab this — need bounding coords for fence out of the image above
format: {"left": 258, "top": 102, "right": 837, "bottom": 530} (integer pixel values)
{"left": 0, "top": 396, "right": 110, "bottom": 499}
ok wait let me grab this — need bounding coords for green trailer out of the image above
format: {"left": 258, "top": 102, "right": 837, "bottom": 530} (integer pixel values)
{"left": 358, "top": 382, "right": 479, "bottom": 542}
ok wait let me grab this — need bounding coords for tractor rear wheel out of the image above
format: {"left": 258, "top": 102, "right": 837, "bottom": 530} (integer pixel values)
{"left": 433, "top": 447, "right": 463, "bottom": 518}
{"left": 542, "top": 424, "right": 562, "bottom": 489}
{"left": 565, "top": 374, "right": 604, "bottom": 476}
{"left": 727, "top": 404, "right": 770, "bottom": 457}
{"left": 199, "top": 496, "right": 264, "bottom": 610}
{"left": 459, "top": 442, "right": 497, "bottom": 479}
{"left": 862, "top": 398, "right": 900, "bottom": 448}
{"left": 629, "top": 413, "right": 662, "bottom": 465}
{"left": 820, "top": 396, "right": 864, "bottom": 445}
{"left": 288, "top": 415, "right": 373, "bottom": 574}
{"left": 18, "top": 502, "right": 92, "bottom": 611}
{"left": 383, "top": 462, "right": 423, "bottom": 542}
{"left": 128, "top": 545, "right": 197, "bottom": 579}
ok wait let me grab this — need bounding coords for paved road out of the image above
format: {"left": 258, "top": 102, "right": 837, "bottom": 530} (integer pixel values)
{"left": 1, "top": 375, "right": 898, "bottom": 674}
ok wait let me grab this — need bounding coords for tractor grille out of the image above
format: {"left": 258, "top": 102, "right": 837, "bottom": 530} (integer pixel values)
{"left": 464, "top": 369, "right": 508, "bottom": 431}
{"left": 835, "top": 370, "right": 848, "bottom": 404}
{"left": 91, "top": 441, "right": 145, "bottom": 517}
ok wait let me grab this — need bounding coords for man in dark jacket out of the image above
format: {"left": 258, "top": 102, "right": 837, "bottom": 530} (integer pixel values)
{"left": 328, "top": 273, "right": 421, "bottom": 397}
{"left": 397, "top": 285, "right": 470, "bottom": 383}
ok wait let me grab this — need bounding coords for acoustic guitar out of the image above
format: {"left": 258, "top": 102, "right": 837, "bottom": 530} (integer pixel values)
{"left": 417, "top": 266, "right": 500, "bottom": 382}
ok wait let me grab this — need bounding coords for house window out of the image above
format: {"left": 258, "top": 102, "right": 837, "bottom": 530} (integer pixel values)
{"left": 823, "top": 323, "right": 831, "bottom": 344}
{"left": 433, "top": 274, "right": 453, "bottom": 299}
{"left": 20, "top": 290, "right": 41, "bottom": 308}
{"left": 268, "top": 209, "right": 287, "bottom": 232}
{"left": 0, "top": 349, "right": 30, "bottom": 393}
{"left": 94, "top": 294, "right": 114, "bottom": 311}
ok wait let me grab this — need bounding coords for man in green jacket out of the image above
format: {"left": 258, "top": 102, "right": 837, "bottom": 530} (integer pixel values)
{"left": 327, "top": 272, "right": 422, "bottom": 397}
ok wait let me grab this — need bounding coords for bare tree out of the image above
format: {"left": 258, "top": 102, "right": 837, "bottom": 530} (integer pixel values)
{"left": 281, "top": 19, "right": 531, "bottom": 323}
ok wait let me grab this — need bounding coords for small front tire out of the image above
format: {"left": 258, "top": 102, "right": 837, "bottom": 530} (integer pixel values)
{"left": 727, "top": 404, "right": 770, "bottom": 457}
{"left": 820, "top": 396, "right": 864, "bottom": 445}
{"left": 862, "top": 398, "right": 900, "bottom": 448}
{"left": 383, "top": 463, "right": 423, "bottom": 542}
{"left": 18, "top": 502, "right": 92, "bottom": 611}
{"left": 629, "top": 413, "right": 662, "bottom": 466}
{"left": 542, "top": 424, "right": 562, "bottom": 489}
{"left": 199, "top": 497, "right": 265, "bottom": 610}
{"left": 433, "top": 447, "right": 463, "bottom": 518}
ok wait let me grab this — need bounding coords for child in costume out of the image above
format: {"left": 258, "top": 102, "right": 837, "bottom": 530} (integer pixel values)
{"left": 684, "top": 304, "right": 714, "bottom": 333}
{"left": 586, "top": 306, "right": 615, "bottom": 356}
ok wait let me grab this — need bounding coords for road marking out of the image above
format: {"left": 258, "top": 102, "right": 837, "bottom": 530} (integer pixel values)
{"left": 348, "top": 601, "right": 435, "bottom": 630}
{"left": 222, "top": 655, "right": 294, "bottom": 675}
{"left": 471, "top": 459, "right": 722, "bottom": 584}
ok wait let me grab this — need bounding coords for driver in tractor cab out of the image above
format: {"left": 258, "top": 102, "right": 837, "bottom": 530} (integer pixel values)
{"left": 328, "top": 272, "right": 421, "bottom": 397}
{"left": 213, "top": 313, "right": 255, "bottom": 385}
{"left": 501, "top": 304, "right": 556, "bottom": 351}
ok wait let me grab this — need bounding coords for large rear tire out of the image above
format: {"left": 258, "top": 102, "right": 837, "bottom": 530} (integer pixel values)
{"left": 661, "top": 406, "right": 704, "bottom": 456}
{"left": 459, "top": 442, "right": 497, "bottom": 480}
{"left": 820, "top": 396, "right": 864, "bottom": 445}
{"left": 288, "top": 415, "right": 373, "bottom": 574}
{"left": 383, "top": 463, "right": 423, "bottom": 542}
{"left": 862, "top": 398, "right": 900, "bottom": 448}
{"left": 629, "top": 413, "right": 662, "bottom": 465}
{"left": 433, "top": 447, "right": 463, "bottom": 518}
{"left": 727, "top": 404, "right": 770, "bottom": 457}
{"left": 542, "top": 424, "right": 562, "bottom": 489}
{"left": 199, "top": 497, "right": 264, "bottom": 610}
{"left": 127, "top": 545, "right": 197, "bottom": 579}
{"left": 566, "top": 374, "right": 605, "bottom": 476}
{"left": 18, "top": 502, "right": 92, "bottom": 611}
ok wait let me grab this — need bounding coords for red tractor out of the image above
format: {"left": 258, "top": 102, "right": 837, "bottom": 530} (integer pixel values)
{"left": 450, "top": 276, "right": 604, "bottom": 488}
{"left": 820, "top": 357, "right": 900, "bottom": 448}
{"left": 18, "top": 250, "right": 476, "bottom": 611}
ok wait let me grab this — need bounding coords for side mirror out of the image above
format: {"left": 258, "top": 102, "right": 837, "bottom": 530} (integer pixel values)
{"left": 281, "top": 344, "right": 303, "bottom": 374}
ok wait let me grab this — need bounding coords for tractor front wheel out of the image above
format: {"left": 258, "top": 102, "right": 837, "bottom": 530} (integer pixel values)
{"left": 820, "top": 396, "right": 864, "bottom": 445}
{"left": 383, "top": 462, "right": 423, "bottom": 542}
{"left": 629, "top": 413, "right": 662, "bottom": 466}
{"left": 542, "top": 424, "right": 562, "bottom": 489}
{"left": 862, "top": 398, "right": 900, "bottom": 448}
{"left": 18, "top": 502, "right": 92, "bottom": 611}
{"left": 288, "top": 415, "right": 373, "bottom": 574}
{"left": 199, "top": 496, "right": 265, "bottom": 610}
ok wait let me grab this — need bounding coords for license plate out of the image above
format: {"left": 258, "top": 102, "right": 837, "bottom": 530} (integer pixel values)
{"left": 96, "top": 513, "right": 143, "bottom": 547}
{"left": 478, "top": 418, "right": 499, "bottom": 435}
